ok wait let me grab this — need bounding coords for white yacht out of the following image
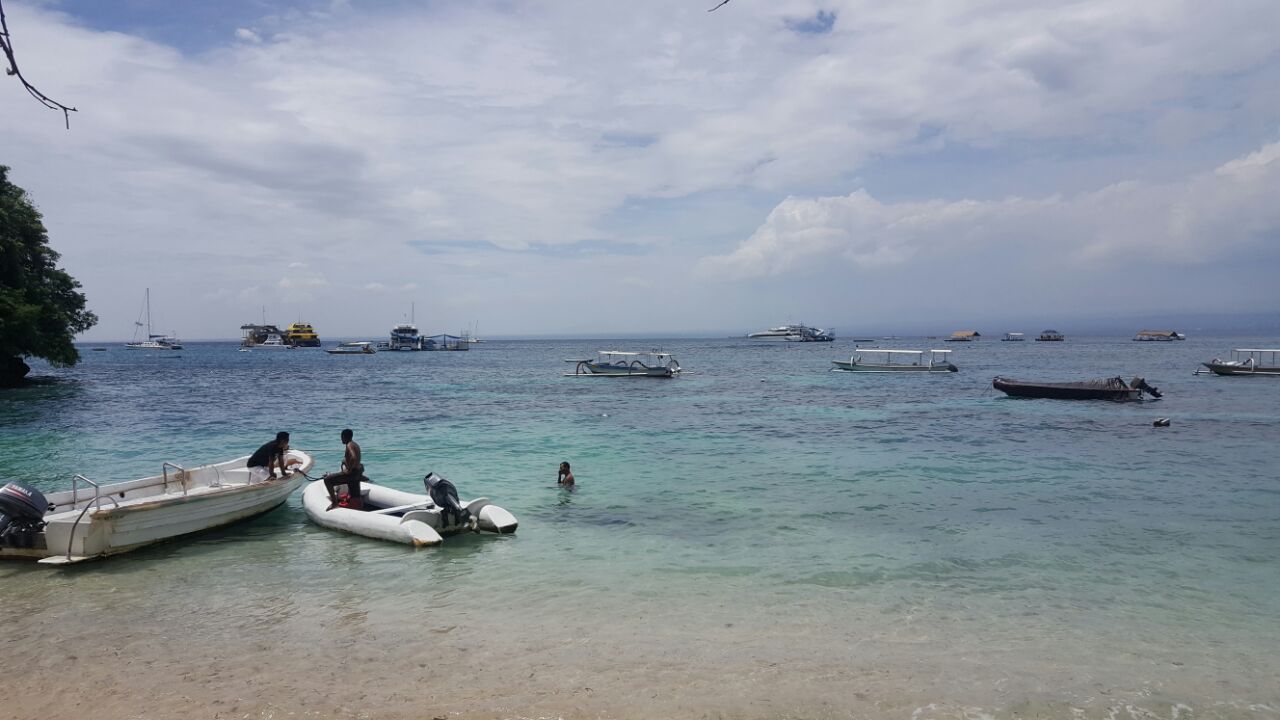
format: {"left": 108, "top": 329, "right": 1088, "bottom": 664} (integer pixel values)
{"left": 747, "top": 323, "right": 834, "bottom": 342}
{"left": 124, "top": 288, "right": 182, "bottom": 350}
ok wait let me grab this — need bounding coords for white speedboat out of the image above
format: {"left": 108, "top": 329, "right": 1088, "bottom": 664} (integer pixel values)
{"left": 831, "top": 348, "right": 958, "bottom": 373}
{"left": 255, "top": 334, "right": 293, "bottom": 350}
{"left": 327, "top": 341, "right": 376, "bottom": 355}
{"left": 0, "top": 450, "right": 312, "bottom": 565}
{"left": 302, "top": 473, "right": 517, "bottom": 546}
{"left": 565, "top": 350, "right": 682, "bottom": 377}
{"left": 747, "top": 323, "right": 834, "bottom": 342}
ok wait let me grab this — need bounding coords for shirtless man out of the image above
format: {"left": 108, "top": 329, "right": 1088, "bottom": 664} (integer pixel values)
{"left": 323, "top": 428, "right": 364, "bottom": 510}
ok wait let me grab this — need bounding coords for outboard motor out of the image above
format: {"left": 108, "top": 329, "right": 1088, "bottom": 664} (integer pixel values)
{"left": 424, "top": 473, "right": 472, "bottom": 530}
{"left": 0, "top": 481, "right": 49, "bottom": 549}
{"left": 1131, "top": 377, "right": 1162, "bottom": 398}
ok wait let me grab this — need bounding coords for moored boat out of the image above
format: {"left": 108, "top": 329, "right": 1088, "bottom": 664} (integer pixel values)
{"left": 946, "top": 330, "right": 980, "bottom": 342}
{"left": 282, "top": 322, "right": 321, "bottom": 347}
{"left": 1134, "top": 330, "right": 1185, "bottom": 341}
{"left": 1201, "top": 349, "right": 1280, "bottom": 376}
{"left": 327, "top": 341, "right": 376, "bottom": 355}
{"left": 0, "top": 450, "right": 312, "bottom": 565}
{"left": 1002, "top": 332, "right": 1025, "bottom": 341}
{"left": 1036, "top": 330, "right": 1065, "bottom": 341}
{"left": 302, "top": 473, "right": 517, "bottom": 547}
{"left": 747, "top": 323, "right": 834, "bottom": 342}
{"left": 565, "top": 350, "right": 682, "bottom": 377}
{"left": 831, "top": 348, "right": 957, "bottom": 373}
{"left": 124, "top": 288, "right": 183, "bottom": 350}
{"left": 993, "top": 376, "right": 1161, "bottom": 400}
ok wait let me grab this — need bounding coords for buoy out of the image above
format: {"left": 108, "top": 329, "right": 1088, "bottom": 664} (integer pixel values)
{"left": 1153, "top": 418, "right": 1170, "bottom": 427}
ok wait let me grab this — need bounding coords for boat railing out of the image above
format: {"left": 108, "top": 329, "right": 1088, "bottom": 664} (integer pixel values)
{"left": 162, "top": 462, "right": 190, "bottom": 496}
{"left": 65, "top": 474, "right": 120, "bottom": 562}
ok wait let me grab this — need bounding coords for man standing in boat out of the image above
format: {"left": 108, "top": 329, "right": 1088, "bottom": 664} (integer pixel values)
{"left": 246, "top": 431, "right": 291, "bottom": 482}
{"left": 324, "top": 428, "right": 364, "bottom": 510}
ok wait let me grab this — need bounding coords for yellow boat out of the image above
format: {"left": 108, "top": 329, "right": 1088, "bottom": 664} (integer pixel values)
{"left": 282, "top": 322, "right": 321, "bottom": 347}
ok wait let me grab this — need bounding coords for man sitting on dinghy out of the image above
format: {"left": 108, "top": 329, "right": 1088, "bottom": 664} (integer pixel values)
{"left": 247, "top": 432, "right": 292, "bottom": 483}
{"left": 323, "top": 428, "right": 365, "bottom": 510}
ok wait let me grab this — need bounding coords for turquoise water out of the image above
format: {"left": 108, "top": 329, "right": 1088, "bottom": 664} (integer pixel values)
{"left": 2, "top": 337, "right": 1278, "bottom": 719}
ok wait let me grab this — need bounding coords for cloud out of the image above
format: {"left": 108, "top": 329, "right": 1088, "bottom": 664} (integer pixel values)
{"left": 703, "top": 140, "right": 1280, "bottom": 278}
{"left": 2, "top": 1, "right": 1278, "bottom": 338}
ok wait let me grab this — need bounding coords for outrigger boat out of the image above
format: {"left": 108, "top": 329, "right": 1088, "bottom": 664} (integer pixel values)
{"left": 993, "top": 376, "right": 1161, "bottom": 400}
{"left": 831, "top": 348, "right": 958, "bottom": 373}
{"left": 565, "top": 350, "right": 682, "bottom": 377}
{"left": 1201, "top": 349, "right": 1280, "bottom": 376}
{"left": 302, "top": 473, "right": 517, "bottom": 547}
{"left": 0, "top": 451, "right": 313, "bottom": 565}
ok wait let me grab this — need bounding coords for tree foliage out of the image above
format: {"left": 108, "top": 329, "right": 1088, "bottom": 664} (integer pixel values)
{"left": 0, "top": 165, "right": 96, "bottom": 385}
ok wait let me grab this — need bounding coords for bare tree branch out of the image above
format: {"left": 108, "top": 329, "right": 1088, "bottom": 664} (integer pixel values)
{"left": 707, "top": 0, "right": 732, "bottom": 12}
{"left": 0, "top": 0, "right": 77, "bottom": 128}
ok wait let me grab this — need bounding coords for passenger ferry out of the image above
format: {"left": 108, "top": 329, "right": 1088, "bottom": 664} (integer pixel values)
{"left": 282, "top": 322, "right": 321, "bottom": 347}
{"left": 388, "top": 323, "right": 421, "bottom": 351}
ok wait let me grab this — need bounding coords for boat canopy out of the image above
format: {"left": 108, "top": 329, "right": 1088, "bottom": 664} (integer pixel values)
{"left": 950, "top": 330, "right": 980, "bottom": 338}
{"left": 1136, "top": 330, "right": 1180, "bottom": 337}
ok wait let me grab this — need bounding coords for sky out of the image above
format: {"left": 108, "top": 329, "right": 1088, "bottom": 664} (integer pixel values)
{"left": 2, "top": 0, "right": 1279, "bottom": 340}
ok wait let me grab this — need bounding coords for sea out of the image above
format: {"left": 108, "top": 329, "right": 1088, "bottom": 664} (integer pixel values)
{"left": 1, "top": 336, "right": 1277, "bottom": 720}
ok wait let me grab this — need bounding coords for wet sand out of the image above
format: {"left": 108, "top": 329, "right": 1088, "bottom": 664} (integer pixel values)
{"left": 5, "top": 573, "right": 1278, "bottom": 720}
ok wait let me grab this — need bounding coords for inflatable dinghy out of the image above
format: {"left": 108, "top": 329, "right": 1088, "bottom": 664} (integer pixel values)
{"left": 302, "top": 472, "right": 517, "bottom": 547}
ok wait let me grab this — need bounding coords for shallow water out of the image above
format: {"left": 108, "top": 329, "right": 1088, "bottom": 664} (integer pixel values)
{"left": 2, "top": 336, "right": 1278, "bottom": 719}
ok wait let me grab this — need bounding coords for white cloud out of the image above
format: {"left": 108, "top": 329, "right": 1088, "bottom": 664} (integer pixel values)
{"left": 1, "top": 1, "right": 1277, "bottom": 337}
{"left": 703, "top": 140, "right": 1280, "bottom": 279}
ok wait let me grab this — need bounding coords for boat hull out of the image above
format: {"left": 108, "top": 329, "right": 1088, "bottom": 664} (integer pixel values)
{"left": 993, "top": 377, "right": 1145, "bottom": 401}
{"left": 3, "top": 451, "right": 312, "bottom": 565}
{"left": 302, "top": 479, "right": 517, "bottom": 546}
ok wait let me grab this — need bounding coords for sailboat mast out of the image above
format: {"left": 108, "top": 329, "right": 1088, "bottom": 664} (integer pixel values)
{"left": 145, "top": 288, "right": 152, "bottom": 336}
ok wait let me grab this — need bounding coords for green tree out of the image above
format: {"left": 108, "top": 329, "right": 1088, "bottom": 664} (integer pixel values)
{"left": 0, "top": 165, "right": 97, "bottom": 386}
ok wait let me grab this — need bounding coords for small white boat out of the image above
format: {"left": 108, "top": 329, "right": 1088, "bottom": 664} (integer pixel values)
{"left": 302, "top": 473, "right": 517, "bottom": 546}
{"left": 0, "top": 450, "right": 312, "bottom": 565}
{"left": 255, "top": 334, "right": 293, "bottom": 350}
{"left": 831, "top": 348, "right": 958, "bottom": 373}
{"left": 565, "top": 350, "right": 682, "bottom": 377}
{"left": 1002, "top": 332, "right": 1025, "bottom": 341}
{"left": 327, "top": 341, "right": 377, "bottom": 355}
{"left": 1202, "top": 349, "right": 1280, "bottom": 376}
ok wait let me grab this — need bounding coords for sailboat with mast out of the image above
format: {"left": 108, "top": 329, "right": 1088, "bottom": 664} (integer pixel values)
{"left": 125, "top": 288, "right": 183, "bottom": 350}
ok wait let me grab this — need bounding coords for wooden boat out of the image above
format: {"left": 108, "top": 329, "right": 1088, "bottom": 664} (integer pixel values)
{"left": 302, "top": 473, "right": 517, "bottom": 546}
{"left": 946, "top": 330, "right": 980, "bottom": 342}
{"left": 0, "top": 450, "right": 313, "bottom": 565}
{"left": 831, "top": 348, "right": 957, "bottom": 373}
{"left": 565, "top": 350, "right": 682, "bottom": 377}
{"left": 993, "top": 376, "right": 1161, "bottom": 401}
{"left": 1202, "top": 349, "right": 1280, "bottom": 376}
